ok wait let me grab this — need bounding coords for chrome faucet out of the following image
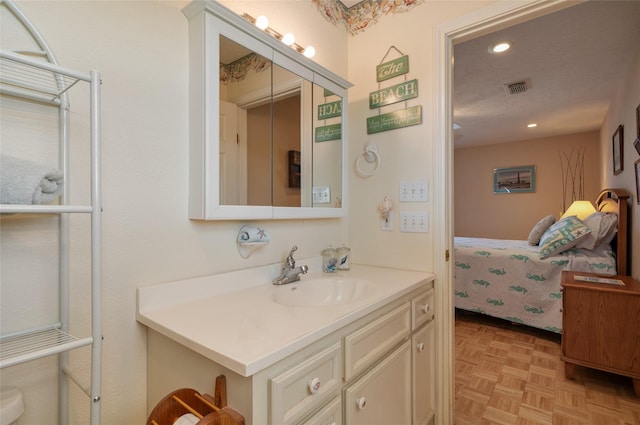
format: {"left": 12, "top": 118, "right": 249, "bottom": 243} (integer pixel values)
{"left": 273, "top": 246, "right": 308, "bottom": 285}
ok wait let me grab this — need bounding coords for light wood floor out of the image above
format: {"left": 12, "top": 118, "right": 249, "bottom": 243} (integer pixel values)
{"left": 454, "top": 310, "right": 640, "bottom": 425}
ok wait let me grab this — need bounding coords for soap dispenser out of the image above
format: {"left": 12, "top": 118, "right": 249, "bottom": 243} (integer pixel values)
{"left": 322, "top": 246, "right": 337, "bottom": 273}
{"left": 336, "top": 245, "right": 350, "bottom": 270}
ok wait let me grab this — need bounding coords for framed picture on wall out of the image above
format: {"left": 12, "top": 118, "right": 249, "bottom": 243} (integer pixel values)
{"left": 635, "top": 159, "right": 640, "bottom": 205}
{"left": 612, "top": 125, "right": 624, "bottom": 175}
{"left": 634, "top": 103, "right": 640, "bottom": 156}
{"left": 493, "top": 165, "right": 536, "bottom": 194}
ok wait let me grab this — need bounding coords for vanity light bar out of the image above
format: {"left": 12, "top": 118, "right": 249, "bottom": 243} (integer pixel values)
{"left": 242, "top": 13, "right": 316, "bottom": 58}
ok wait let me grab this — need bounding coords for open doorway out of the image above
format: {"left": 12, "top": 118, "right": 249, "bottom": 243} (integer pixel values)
{"left": 435, "top": 2, "right": 605, "bottom": 423}
{"left": 434, "top": 1, "right": 640, "bottom": 423}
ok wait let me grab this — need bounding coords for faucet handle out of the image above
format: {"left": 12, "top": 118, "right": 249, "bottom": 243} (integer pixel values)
{"left": 286, "top": 246, "right": 298, "bottom": 268}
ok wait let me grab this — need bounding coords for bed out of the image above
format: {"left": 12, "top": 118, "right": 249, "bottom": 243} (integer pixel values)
{"left": 454, "top": 189, "right": 630, "bottom": 333}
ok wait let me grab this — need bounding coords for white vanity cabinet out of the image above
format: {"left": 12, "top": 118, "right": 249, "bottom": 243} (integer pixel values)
{"left": 344, "top": 340, "right": 412, "bottom": 424}
{"left": 413, "top": 321, "right": 435, "bottom": 425}
{"left": 412, "top": 288, "right": 435, "bottom": 425}
{"left": 300, "top": 396, "right": 342, "bottom": 425}
{"left": 140, "top": 266, "right": 436, "bottom": 425}
{"left": 269, "top": 342, "right": 342, "bottom": 425}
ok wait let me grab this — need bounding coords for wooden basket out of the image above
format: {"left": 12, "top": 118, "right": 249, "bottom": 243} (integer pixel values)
{"left": 147, "top": 375, "right": 245, "bottom": 425}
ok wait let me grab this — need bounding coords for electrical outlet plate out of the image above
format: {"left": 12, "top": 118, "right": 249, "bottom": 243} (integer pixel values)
{"left": 399, "top": 211, "right": 428, "bottom": 233}
{"left": 313, "top": 186, "right": 330, "bottom": 204}
{"left": 399, "top": 180, "right": 428, "bottom": 202}
{"left": 381, "top": 211, "right": 393, "bottom": 231}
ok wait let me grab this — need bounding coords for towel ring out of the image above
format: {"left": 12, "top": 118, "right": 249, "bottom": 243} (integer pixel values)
{"left": 355, "top": 141, "right": 380, "bottom": 177}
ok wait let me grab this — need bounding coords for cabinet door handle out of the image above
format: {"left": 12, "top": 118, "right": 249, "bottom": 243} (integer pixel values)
{"left": 417, "top": 342, "right": 425, "bottom": 352}
{"left": 356, "top": 396, "right": 367, "bottom": 409}
{"left": 308, "top": 377, "right": 321, "bottom": 394}
{"left": 421, "top": 304, "right": 430, "bottom": 313}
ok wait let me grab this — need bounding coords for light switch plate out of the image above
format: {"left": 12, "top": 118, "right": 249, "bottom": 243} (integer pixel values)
{"left": 313, "top": 186, "right": 330, "bottom": 204}
{"left": 399, "top": 211, "right": 429, "bottom": 233}
{"left": 399, "top": 180, "right": 428, "bottom": 202}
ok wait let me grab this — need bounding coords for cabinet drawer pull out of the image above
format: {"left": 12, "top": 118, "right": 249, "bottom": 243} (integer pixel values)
{"left": 356, "top": 396, "right": 367, "bottom": 409}
{"left": 417, "top": 342, "right": 425, "bottom": 352}
{"left": 308, "top": 377, "right": 321, "bottom": 394}
{"left": 421, "top": 304, "right": 430, "bottom": 313}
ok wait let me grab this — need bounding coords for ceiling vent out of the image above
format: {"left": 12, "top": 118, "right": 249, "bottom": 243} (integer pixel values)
{"left": 504, "top": 79, "right": 530, "bottom": 95}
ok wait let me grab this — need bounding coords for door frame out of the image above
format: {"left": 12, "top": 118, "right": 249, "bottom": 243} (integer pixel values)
{"left": 432, "top": 1, "right": 578, "bottom": 423}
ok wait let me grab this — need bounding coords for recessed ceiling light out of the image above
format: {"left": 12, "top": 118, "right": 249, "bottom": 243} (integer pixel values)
{"left": 527, "top": 123, "right": 538, "bottom": 128}
{"left": 489, "top": 42, "right": 510, "bottom": 54}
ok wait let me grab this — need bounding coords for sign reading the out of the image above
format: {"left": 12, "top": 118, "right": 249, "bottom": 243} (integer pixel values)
{"left": 376, "top": 55, "right": 409, "bottom": 82}
{"left": 315, "top": 124, "right": 342, "bottom": 142}
{"left": 318, "top": 100, "right": 342, "bottom": 120}
{"left": 366, "top": 105, "right": 422, "bottom": 134}
{"left": 369, "top": 79, "right": 418, "bottom": 109}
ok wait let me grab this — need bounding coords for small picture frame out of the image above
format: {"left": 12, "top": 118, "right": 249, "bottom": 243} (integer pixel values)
{"left": 635, "top": 103, "right": 640, "bottom": 156}
{"left": 636, "top": 103, "right": 640, "bottom": 138}
{"left": 493, "top": 165, "right": 536, "bottom": 194}
{"left": 635, "top": 159, "right": 640, "bottom": 205}
{"left": 612, "top": 125, "right": 624, "bottom": 175}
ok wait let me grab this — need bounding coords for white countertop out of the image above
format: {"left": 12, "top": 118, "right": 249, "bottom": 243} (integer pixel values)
{"left": 137, "top": 260, "right": 434, "bottom": 377}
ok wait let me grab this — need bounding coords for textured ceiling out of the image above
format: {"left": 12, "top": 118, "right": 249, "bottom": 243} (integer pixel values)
{"left": 453, "top": 1, "right": 640, "bottom": 148}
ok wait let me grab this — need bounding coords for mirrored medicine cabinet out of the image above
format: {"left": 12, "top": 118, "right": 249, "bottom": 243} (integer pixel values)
{"left": 183, "top": 1, "right": 352, "bottom": 220}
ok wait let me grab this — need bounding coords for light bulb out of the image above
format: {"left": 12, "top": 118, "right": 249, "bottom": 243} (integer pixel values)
{"left": 303, "top": 46, "right": 316, "bottom": 58}
{"left": 255, "top": 15, "right": 269, "bottom": 30}
{"left": 282, "top": 33, "right": 295, "bottom": 46}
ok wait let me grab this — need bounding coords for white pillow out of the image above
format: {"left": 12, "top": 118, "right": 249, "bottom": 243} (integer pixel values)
{"left": 527, "top": 215, "right": 556, "bottom": 245}
{"left": 576, "top": 212, "right": 618, "bottom": 250}
{"left": 539, "top": 216, "right": 591, "bottom": 259}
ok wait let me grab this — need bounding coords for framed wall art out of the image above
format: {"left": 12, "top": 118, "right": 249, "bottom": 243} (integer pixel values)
{"left": 635, "top": 159, "right": 640, "bottom": 205}
{"left": 493, "top": 165, "right": 536, "bottom": 194}
{"left": 636, "top": 103, "right": 640, "bottom": 138}
{"left": 612, "top": 124, "right": 624, "bottom": 175}
{"left": 634, "top": 103, "right": 640, "bottom": 155}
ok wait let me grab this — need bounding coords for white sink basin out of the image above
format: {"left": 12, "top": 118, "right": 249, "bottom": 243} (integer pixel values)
{"left": 273, "top": 277, "right": 370, "bottom": 307}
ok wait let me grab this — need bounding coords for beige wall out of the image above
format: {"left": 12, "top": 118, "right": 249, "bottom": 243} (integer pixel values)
{"left": 10, "top": 0, "right": 633, "bottom": 424}
{"left": 1, "top": 1, "right": 349, "bottom": 424}
{"left": 454, "top": 131, "right": 601, "bottom": 239}
{"left": 346, "top": 1, "right": 493, "bottom": 270}
{"left": 600, "top": 48, "right": 640, "bottom": 279}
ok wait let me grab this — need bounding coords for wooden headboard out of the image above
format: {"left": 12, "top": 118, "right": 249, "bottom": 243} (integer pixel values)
{"left": 595, "top": 188, "right": 631, "bottom": 275}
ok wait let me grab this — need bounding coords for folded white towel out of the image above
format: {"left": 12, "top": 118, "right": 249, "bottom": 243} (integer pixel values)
{"left": 0, "top": 154, "right": 64, "bottom": 205}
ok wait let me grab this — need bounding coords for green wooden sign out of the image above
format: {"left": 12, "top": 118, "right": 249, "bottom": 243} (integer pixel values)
{"left": 318, "top": 100, "right": 342, "bottom": 120}
{"left": 376, "top": 55, "right": 409, "bottom": 82}
{"left": 369, "top": 79, "right": 418, "bottom": 109}
{"left": 366, "top": 105, "right": 422, "bottom": 134}
{"left": 315, "top": 123, "right": 342, "bottom": 142}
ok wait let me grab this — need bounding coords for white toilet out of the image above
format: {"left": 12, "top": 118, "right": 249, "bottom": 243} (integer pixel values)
{"left": 0, "top": 387, "right": 24, "bottom": 425}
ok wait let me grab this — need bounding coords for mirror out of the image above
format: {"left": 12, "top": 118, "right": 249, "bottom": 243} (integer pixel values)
{"left": 219, "top": 35, "right": 343, "bottom": 210}
{"left": 184, "top": 1, "right": 351, "bottom": 220}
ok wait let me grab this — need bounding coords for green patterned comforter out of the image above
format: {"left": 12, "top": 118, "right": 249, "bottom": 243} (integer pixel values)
{"left": 454, "top": 237, "right": 616, "bottom": 333}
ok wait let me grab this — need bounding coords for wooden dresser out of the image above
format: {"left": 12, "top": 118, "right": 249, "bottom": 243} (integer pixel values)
{"left": 561, "top": 271, "right": 640, "bottom": 396}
